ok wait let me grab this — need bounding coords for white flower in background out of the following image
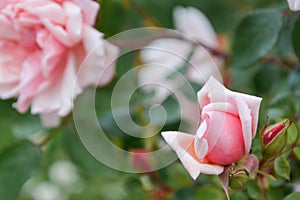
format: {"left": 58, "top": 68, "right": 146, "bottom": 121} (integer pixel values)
{"left": 49, "top": 160, "right": 79, "bottom": 187}
{"left": 288, "top": 0, "right": 300, "bottom": 11}
{"left": 139, "top": 7, "right": 223, "bottom": 102}
{"left": 32, "top": 182, "right": 64, "bottom": 200}
{"left": 138, "top": 7, "right": 224, "bottom": 130}
{"left": 294, "top": 181, "right": 300, "bottom": 192}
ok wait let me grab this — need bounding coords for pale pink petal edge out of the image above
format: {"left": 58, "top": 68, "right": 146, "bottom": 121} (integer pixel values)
{"left": 161, "top": 131, "right": 224, "bottom": 180}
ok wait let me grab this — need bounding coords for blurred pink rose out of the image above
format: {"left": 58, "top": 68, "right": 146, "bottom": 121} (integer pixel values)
{"left": 288, "top": 0, "right": 300, "bottom": 11}
{"left": 0, "top": 0, "right": 119, "bottom": 127}
{"left": 162, "top": 77, "right": 262, "bottom": 180}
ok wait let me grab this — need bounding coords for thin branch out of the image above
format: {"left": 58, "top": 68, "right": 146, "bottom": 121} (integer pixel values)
{"left": 110, "top": 32, "right": 230, "bottom": 61}
{"left": 36, "top": 114, "right": 72, "bottom": 147}
{"left": 261, "top": 55, "right": 295, "bottom": 71}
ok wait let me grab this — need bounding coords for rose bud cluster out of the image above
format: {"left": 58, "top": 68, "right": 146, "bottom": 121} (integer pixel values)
{"left": 162, "top": 77, "right": 262, "bottom": 180}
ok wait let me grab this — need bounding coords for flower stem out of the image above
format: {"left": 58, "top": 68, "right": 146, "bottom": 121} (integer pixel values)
{"left": 37, "top": 114, "right": 72, "bottom": 147}
{"left": 37, "top": 128, "right": 60, "bottom": 147}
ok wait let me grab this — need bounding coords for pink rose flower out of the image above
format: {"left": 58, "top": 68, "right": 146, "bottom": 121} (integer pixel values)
{"left": 0, "top": 0, "right": 119, "bottom": 127}
{"left": 287, "top": 0, "right": 300, "bottom": 11}
{"left": 162, "top": 77, "right": 262, "bottom": 180}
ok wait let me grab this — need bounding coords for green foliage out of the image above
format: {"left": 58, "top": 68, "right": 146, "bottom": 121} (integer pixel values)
{"left": 293, "top": 147, "right": 300, "bottom": 160}
{"left": 172, "top": 188, "right": 195, "bottom": 200}
{"left": 287, "top": 123, "right": 298, "bottom": 144}
{"left": 195, "top": 187, "right": 225, "bottom": 200}
{"left": 0, "top": 141, "right": 41, "bottom": 200}
{"left": 292, "top": 17, "right": 300, "bottom": 60}
{"left": 284, "top": 192, "right": 300, "bottom": 200}
{"left": 232, "top": 9, "right": 283, "bottom": 68}
{"left": 274, "top": 155, "right": 291, "bottom": 181}
{"left": 247, "top": 181, "right": 262, "bottom": 199}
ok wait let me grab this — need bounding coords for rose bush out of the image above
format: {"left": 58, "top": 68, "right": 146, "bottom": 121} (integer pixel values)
{"left": 0, "top": 0, "right": 118, "bottom": 127}
{"left": 162, "top": 77, "right": 262, "bottom": 180}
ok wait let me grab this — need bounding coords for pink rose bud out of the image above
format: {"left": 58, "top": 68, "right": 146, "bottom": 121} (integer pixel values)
{"left": 162, "top": 77, "right": 262, "bottom": 180}
{"left": 260, "top": 120, "right": 289, "bottom": 158}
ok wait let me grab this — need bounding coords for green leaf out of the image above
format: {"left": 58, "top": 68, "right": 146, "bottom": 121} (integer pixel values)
{"left": 96, "top": 0, "right": 126, "bottom": 37}
{"left": 274, "top": 156, "right": 291, "bottom": 181}
{"left": 62, "top": 126, "right": 118, "bottom": 177}
{"left": 247, "top": 181, "right": 262, "bottom": 199}
{"left": 266, "top": 188, "right": 285, "bottom": 200}
{"left": 12, "top": 114, "right": 43, "bottom": 139}
{"left": 254, "top": 63, "right": 280, "bottom": 94}
{"left": 292, "top": 17, "right": 300, "bottom": 60}
{"left": 284, "top": 192, "right": 300, "bottom": 200}
{"left": 172, "top": 188, "right": 195, "bottom": 200}
{"left": 195, "top": 187, "right": 225, "bottom": 200}
{"left": 99, "top": 107, "right": 140, "bottom": 138}
{"left": 288, "top": 67, "right": 300, "bottom": 96}
{"left": 0, "top": 140, "right": 41, "bottom": 200}
{"left": 268, "top": 93, "right": 296, "bottom": 120}
{"left": 287, "top": 123, "right": 298, "bottom": 144}
{"left": 232, "top": 9, "right": 283, "bottom": 68}
{"left": 293, "top": 147, "right": 300, "bottom": 160}
{"left": 230, "top": 191, "right": 248, "bottom": 200}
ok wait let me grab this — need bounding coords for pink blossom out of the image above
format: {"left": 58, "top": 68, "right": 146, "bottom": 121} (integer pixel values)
{"left": 0, "top": 0, "right": 119, "bottom": 127}
{"left": 162, "top": 77, "right": 262, "bottom": 180}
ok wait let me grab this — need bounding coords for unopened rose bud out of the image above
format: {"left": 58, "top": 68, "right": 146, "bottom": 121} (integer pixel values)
{"left": 260, "top": 120, "right": 290, "bottom": 158}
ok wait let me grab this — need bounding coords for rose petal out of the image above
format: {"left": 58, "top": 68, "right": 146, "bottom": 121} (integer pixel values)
{"left": 197, "top": 76, "right": 226, "bottom": 109}
{"left": 202, "top": 102, "right": 238, "bottom": 116}
{"left": 173, "top": 6, "right": 217, "bottom": 47}
{"left": 231, "top": 91, "right": 262, "bottom": 138}
{"left": 73, "top": 0, "right": 99, "bottom": 25}
{"left": 40, "top": 111, "right": 61, "bottom": 127}
{"left": 78, "top": 26, "right": 118, "bottom": 88}
{"left": 140, "top": 38, "right": 191, "bottom": 67}
{"left": 31, "top": 53, "right": 81, "bottom": 118}
{"left": 161, "top": 131, "right": 224, "bottom": 180}
{"left": 0, "top": 81, "right": 19, "bottom": 99}
{"left": 41, "top": 18, "right": 73, "bottom": 46}
{"left": 195, "top": 118, "right": 208, "bottom": 139}
{"left": 194, "top": 138, "right": 208, "bottom": 159}
{"left": 40, "top": 34, "right": 66, "bottom": 76}
{"left": 0, "top": 13, "right": 19, "bottom": 39}
{"left": 200, "top": 111, "right": 227, "bottom": 155}
{"left": 288, "top": 0, "right": 300, "bottom": 11}
{"left": 186, "top": 50, "right": 223, "bottom": 84}
{"left": 64, "top": 1, "right": 82, "bottom": 44}
{"left": 26, "top": 2, "right": 65, "bottom": 24}
{"left": 231, "top": 95, "right": 252, "bottom": 153}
